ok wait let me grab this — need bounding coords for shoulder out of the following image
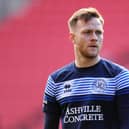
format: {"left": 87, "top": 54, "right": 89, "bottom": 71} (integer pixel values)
{"left": 49, "top": 62, "right": 75, "bottom": 83}
{"left": 101, "top": 58, "right": 129, "bottom": 76}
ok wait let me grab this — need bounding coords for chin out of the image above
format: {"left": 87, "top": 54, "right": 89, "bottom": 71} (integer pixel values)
{"left": 81, "top": 51, "right": 99, "bottom": 59}
{"left": 84, "top": 54, "right": 98, "bottom": 59}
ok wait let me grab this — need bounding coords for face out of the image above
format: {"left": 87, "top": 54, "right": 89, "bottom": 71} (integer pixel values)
{"left": 70, "top": 18, "right": 104, "bottom": 59}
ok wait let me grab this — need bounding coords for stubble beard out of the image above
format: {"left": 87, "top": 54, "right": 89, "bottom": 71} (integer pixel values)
{"left": 81, "top": 50, "right": 99, "bottom": 60}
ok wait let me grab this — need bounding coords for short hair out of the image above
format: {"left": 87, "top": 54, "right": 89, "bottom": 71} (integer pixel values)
{"left": 68, "top": 7, "right": 104, "bottom": 32}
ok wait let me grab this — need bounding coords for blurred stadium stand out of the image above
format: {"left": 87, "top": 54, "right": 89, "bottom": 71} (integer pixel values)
{"left": 0, "top": 0, "right": 129, "bottom": 129}
{"left": 0, "top": 0, "right": 33, "bottom": 21}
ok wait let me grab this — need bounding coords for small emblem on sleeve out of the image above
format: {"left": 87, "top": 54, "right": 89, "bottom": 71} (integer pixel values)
{"left": 43, "top": 95, "right": 48, "bottom": 104}
{"left": 43, "top": 100, "right": 47, "bottom": 104}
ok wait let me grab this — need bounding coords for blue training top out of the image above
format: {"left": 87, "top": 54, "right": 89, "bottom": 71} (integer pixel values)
{"left": 43, "top": 58, "right": 129, "bottom": 129}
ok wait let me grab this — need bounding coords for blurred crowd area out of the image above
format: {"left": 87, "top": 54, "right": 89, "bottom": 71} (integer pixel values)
{"left": 0, "top": 0, "right": 33, "bottom": 21}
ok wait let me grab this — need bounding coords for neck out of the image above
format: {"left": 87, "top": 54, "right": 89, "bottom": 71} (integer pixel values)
{"left": 75, "top": 56, "right": 101, "bottom": 68}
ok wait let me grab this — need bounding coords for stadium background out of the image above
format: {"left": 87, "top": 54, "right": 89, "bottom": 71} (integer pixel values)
{"left": 0, "top": 0, "right": 129, "bottom": 129}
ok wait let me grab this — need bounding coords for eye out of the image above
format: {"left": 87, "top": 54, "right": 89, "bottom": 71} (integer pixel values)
{"left": 83, "top": 30, "right": 92, "bottom": 35}
{"left": 95, "top": 30, "right": 102, "bottom": 35}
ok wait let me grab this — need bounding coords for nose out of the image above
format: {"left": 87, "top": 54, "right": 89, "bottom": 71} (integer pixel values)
{"left": 91, "top": 32, "right": 97, "bottom": 41}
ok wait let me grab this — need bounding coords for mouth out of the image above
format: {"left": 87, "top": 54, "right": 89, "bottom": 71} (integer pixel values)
{"left": 88, "top": 45, "right": 98, "bottom": 48}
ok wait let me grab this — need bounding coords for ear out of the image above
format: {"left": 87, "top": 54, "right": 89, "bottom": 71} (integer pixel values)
{"left": 69, "top": 32, "right": 75, "bottom": 43}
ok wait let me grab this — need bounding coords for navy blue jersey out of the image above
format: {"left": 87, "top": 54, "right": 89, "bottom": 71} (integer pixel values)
{"left": 43, "top": 58, "right": 129, "bottom": 129}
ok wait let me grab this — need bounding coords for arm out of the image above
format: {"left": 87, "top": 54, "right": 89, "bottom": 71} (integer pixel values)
{"left": 44, "top": 112, "right": 60, "bottom": 129}
{"left": 43, "top": 76, "right": 61, "bottom": 129}
{"left": 116, "top": 70, "right": 129, "bottom": 129}
{"left": 116, "top": 89, "right": 129, "bottom": 129}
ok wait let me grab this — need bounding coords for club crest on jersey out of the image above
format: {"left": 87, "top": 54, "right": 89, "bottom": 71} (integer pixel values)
{"left": 63, "top": 81, "right": 72, "bottom": 93}
{"left": 92, "top": 79, "right": 107, "bottom": 93}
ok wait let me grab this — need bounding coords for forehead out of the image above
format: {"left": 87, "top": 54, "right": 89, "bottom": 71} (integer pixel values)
{"left": 76, "top": 18, "right": 103, "bottom": 31}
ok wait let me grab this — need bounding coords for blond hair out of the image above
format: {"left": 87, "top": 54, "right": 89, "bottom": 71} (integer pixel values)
{"left": 68, "top": 7, "right": 104, "bottom": 32}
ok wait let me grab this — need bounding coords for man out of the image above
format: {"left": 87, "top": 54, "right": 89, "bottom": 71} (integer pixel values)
{"left": 43, "top": 7, "right": 129, "bottom": 129}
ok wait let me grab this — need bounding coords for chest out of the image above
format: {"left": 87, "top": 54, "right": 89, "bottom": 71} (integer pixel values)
{"left": 55, "top": 77, "right": 116, "bottom": 102}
